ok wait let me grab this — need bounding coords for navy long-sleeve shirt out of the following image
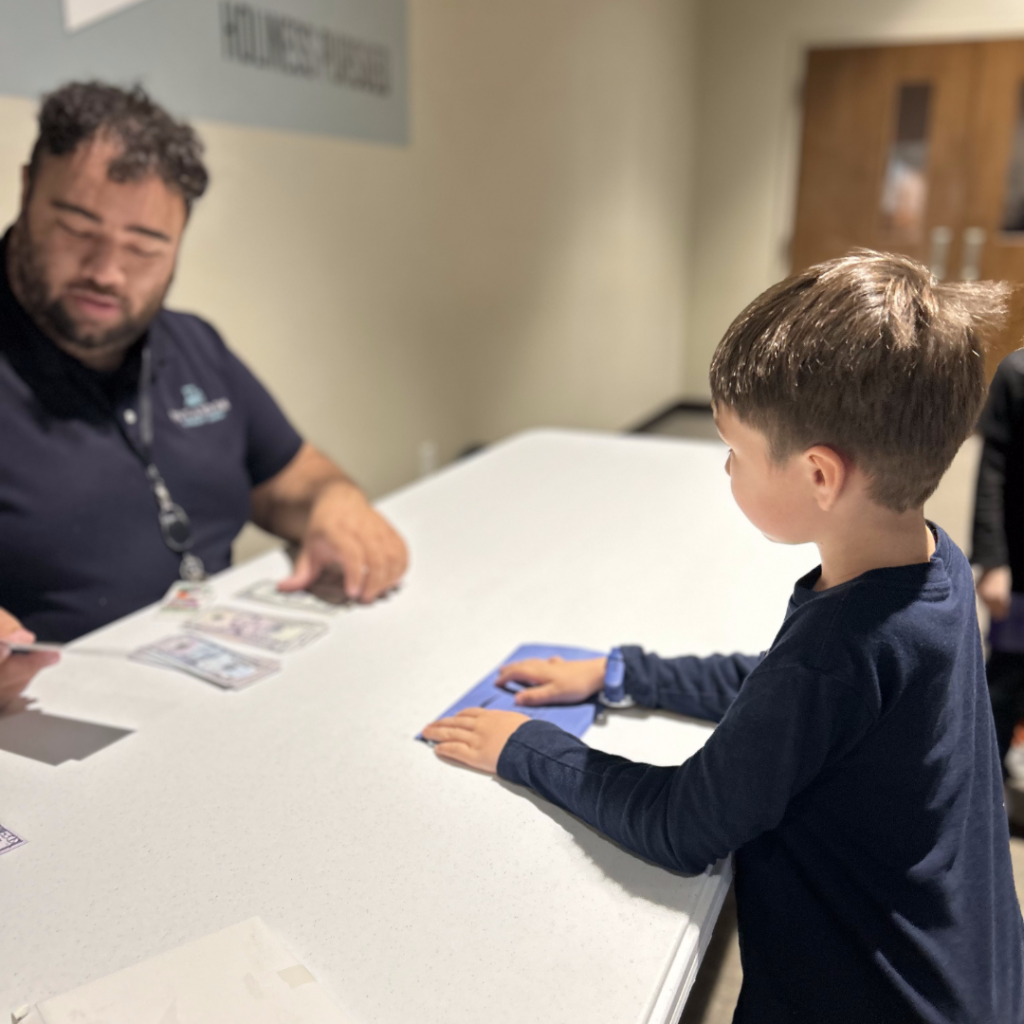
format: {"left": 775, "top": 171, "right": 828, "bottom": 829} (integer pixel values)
{"left": 498, "top": 526, "right": 1024, "bottom": 1023}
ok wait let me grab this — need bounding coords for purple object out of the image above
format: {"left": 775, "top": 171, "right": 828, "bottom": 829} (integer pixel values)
{"left": 989, "top": 594, "right": 1024, "bottom": 654}
{"left": 419, "top": 643, "right": 604, "bottom": 741}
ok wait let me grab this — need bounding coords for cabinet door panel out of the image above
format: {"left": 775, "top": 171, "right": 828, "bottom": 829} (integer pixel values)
{"left": 964, "top": 40, "right": 1024, "bottom": 369}
{"left": 792, "top": 43, "right": 977, "bottom": 276}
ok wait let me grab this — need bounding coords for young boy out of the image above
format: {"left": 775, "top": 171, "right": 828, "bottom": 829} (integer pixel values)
{"left": 424, "top": 252, "right": 1024, "bottom": 1023}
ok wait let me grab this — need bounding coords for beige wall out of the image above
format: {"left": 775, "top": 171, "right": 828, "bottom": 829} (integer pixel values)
{"left": 0, "top": 0, "right": 695, "bottom": 511}
{"left": 424, "top": 1, "right": 695, "bottom": 443}
{"left": 685, "top": 0, "right": 1024, "bottom": 399}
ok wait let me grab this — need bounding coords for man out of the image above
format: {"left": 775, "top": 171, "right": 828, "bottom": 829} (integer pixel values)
{"left": 0, "top": 81, "right": 407, "bottom": 644}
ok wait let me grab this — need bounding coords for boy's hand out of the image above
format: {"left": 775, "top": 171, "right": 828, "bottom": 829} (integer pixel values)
{"left": 496, "top": 656, "right": 607, "bottom": 706}
{"left": 978, "top": 565, "right": 1012, "bottom": 621}
{"left": 422, "top": 708, "right": 530, "bottom": 773}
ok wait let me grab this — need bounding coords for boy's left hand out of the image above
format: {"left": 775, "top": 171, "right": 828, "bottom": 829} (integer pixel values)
{"left": 422, "top": 708, "right": 530, "bottom": 773}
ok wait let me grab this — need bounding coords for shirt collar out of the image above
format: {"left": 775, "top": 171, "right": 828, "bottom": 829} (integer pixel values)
{"left": 790, "top": 522, "right": 951, "bottom": 607}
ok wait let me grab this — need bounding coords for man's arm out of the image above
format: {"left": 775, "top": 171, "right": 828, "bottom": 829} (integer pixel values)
{"left": 249, "top": 442, "right": 408, "bottom": 602}
{"left": 974, "top": 440, "right": 1011, "bottom": 620}
{"left": 973, "top": 358, "right": 1016, "bottom": 619}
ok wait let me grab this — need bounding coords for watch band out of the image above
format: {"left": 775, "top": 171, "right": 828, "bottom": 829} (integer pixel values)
{"left": 599, "top": 647, "right": 635, "bottom": 708}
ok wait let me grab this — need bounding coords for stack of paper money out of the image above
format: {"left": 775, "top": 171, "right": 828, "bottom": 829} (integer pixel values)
{"left": 134, "top": 587, "right": 337, "bottom": 690}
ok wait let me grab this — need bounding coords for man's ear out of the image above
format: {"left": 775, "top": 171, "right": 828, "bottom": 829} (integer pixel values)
{"left": 804, "top": 445, "right": 847, "bottom": 512}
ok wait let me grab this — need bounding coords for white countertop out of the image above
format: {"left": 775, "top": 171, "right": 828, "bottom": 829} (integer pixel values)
{"left": 0, "top": 429, "right": 817, "bottom": 1024}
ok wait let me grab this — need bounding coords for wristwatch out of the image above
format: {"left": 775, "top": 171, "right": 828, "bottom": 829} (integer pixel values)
{"left": 598, "top": 648, "right": 635, "bottom": 708}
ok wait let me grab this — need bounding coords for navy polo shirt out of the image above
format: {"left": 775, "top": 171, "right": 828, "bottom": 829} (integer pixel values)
{"left": 0, "top": 233, "right": 303, "bottom": 641}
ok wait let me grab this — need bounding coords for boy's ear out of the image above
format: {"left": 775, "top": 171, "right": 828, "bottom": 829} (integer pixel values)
{"left": 804, "top": 445, "right": 847, "bottom": 512}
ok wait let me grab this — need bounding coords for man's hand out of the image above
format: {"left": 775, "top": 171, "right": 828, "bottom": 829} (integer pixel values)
{"left": 251, "top": 443, "right": 408, "bottom": 603}
{"left": 978, "top": 565, "right": 1013, "bottom": 621}
{"left": 496, "top": 656, "right": 607, "bottom": 706}
{"left": 422, "top": 708, "right": 530, "bottom": 773}
{"left": 279, "top": 481, "right": 407, "bottom": 602}
{"left": 0, "top": 608, "right": 59, "bottom": 711}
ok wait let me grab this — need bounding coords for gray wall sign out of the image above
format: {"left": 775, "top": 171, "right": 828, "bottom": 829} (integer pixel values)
{"left": 0, "top": 0, "right": 408, "bottom": 145}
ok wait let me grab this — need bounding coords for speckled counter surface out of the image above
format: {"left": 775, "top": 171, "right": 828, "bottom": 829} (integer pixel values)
{"left": 0, "top": 429, "right": 816, "bottom": 1024}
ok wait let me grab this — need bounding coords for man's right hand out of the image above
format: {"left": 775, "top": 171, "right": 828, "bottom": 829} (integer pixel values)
{"left": 0, "top": 609, "right": 59, "bottom": 711}
{"left": 977, "top": 565, "right": 1013, "bottom": 622}
{"left": 496, "top": 656, "right": 608, "bottom": 706}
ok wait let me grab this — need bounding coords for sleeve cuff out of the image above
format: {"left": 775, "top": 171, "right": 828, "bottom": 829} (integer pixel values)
{"left": 250, "top": 433, "right": 304, "bottom": 488}
{"left": 619, "top": 645, "right": 659, "bottom": 707}
{"left": 497, "top": 719, "right": 581, "bottom": 786}
{"left": 974, "top": 557, "right": 1011, "bottom": 571}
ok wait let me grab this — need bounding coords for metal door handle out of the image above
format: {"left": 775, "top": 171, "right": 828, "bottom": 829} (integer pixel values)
{"left": 961, "top": 226, "right": 987, "bottom": 281}
{"left": 929, "top": 226, "right": 953, "bottom": 280}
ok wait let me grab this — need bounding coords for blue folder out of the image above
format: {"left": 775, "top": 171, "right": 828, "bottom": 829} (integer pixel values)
{"left": 419, "top": 643, "right": 605, "bottom": 741}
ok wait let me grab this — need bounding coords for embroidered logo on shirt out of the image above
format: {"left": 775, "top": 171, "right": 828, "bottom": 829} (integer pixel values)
{"left": 169, "top": 384, "right": 232, "bottom": 428}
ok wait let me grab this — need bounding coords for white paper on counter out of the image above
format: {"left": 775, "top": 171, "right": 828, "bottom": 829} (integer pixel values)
{"left": 19, "top": 917, "right": 354, "bottom": 1024}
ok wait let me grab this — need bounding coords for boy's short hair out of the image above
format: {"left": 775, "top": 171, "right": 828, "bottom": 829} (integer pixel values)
{"left": 27, "top": 80, "right": 208, "bottom": 210}
{"left": 709, "top": 251, "right": 1012, "bottom": 512}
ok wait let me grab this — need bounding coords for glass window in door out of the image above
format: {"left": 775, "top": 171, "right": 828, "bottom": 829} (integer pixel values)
{"left": 879, "top": 82, "right": 932, "bottom": 237}
{"left": 1002, "top": 82, "right": 1024, "bottom": 231}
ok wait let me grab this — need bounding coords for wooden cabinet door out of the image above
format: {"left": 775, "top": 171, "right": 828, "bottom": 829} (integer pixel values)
{"left": 963, "top": 40, "right": 1024, "bottom": 369}
{"left": 791, "top": 42, "right": 978, "bottom": 275}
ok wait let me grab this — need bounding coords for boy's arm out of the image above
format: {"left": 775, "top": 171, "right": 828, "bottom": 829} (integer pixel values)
{"left": 620, "top": 646, "right": 763, "bottom": 723}
{"left": 497, "top": 649, "right": 764, "bottom": 721}
{"left": 494, "top": 665, "right": 874, "bottom": 875}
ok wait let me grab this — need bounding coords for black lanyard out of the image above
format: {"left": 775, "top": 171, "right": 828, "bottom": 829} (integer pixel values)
{"left": 116, "top": 344, "right": 206, "bottom": 582}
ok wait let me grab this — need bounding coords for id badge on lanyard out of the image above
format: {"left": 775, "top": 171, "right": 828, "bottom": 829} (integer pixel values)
{"left": 119, "top": 344, "right": 206, "bottom": 582}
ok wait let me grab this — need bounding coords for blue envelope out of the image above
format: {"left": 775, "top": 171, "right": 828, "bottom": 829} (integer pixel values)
{"left": 419, "top": 643, "right": 605, "bottom": 741}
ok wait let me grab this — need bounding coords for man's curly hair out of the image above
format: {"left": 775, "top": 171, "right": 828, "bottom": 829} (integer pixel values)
{"left": 27, "top": 81, "right": 208, "bottom": 209}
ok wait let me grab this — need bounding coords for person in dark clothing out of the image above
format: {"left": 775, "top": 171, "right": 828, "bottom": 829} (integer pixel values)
{"left": 0, "top": 81, "right": 408, "bottom": 649}
{"left": 424, "top": 252, "right": 1024, "bottom": 1024}
{"left": 972, "top": 350, "right": 1024, "bottom": 776}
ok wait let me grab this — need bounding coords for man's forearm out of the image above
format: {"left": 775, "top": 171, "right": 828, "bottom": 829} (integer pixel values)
{"left": 254, "top": 441, "right": 408, "bottom": 600}
{"left": 249, "top": 443, "right": 357, "bottom": 542}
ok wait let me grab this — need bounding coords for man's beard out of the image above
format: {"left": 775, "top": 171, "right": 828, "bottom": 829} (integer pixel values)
{"left": 8, "top": 217, "right": 167, "bottom": 361}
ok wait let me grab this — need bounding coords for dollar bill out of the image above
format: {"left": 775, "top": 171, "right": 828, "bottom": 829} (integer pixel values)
{"left": 130, "top": 635, "right": 280, "bottom": 690}
{"left": 0, "top": 823, "right": 26, "bottom": 856}
{"left": 236, "top": 579, "right": 346, "bottom": 615}
{"left": 187, "top": 606, "right": 328, "bottom": 654}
